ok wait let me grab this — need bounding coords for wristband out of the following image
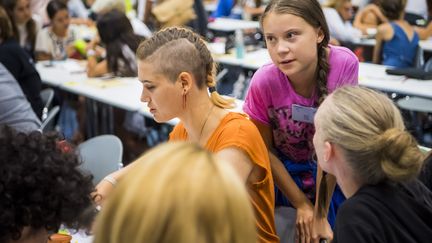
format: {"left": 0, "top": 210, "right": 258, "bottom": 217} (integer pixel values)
{"left": 87, "top": 49, "right": 96, "bottom": 57}
{"left": 103, "top": 175, "right": 117, "bottom": 187}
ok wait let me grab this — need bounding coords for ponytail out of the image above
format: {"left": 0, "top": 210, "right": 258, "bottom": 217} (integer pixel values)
{"left": 206, "top": 63, "right": 235, "bottom": 109}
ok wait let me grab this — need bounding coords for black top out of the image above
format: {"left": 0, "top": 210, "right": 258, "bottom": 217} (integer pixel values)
{"left": 334, "top": 180, "right": 432, "bottom": 243}
{"left": 419, "top": 155, "right": 432, "bottom": 191}
{"left": 0, "top": 39, "right": 43, "bottom": 118}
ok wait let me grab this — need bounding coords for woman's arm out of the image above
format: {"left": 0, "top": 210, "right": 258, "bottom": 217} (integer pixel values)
{"left": 251, "top": 118, "right": 314, "bottom": 242}
{"left": 353, "top": 4, "right": 387, "bottom": 34}
{"left": 94, "top": 156, "right": 142, "bottom": 204}
{"left": 373, "top": 24, "right": 389, "bottom": 64}
{"left": 35, "top": 52, "right": 53, "bottom": 61}
{"left": 415, "top": 22, "right": 432, "bottom": 40}
{"left": 217, "top": 147, "right": 253, "bottom": 183}
{"left": 86, "top": 55, "right": 108, "bottom": 77}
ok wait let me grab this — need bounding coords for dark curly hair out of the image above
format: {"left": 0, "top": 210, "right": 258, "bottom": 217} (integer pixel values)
{"left": 0, "top": 125, "right": 96, "bottom": 242}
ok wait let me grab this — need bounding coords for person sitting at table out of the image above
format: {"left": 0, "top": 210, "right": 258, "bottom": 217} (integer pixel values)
{"left": 372, "top": 0, "right": 419, "bottom": 68}
{"left": 0, "top": 6, "right": 43, "bottom": 118}
{"left": 94, "top": 27, "right": 279, "bottom": 243}
{"left": 35, "top": 0, "right": 79, "bottom": 61}
{"left": 86, "top": 9, "right": 142, "bottom": 77}
{"left": 243, "top": 0, "right": 269, "bottom": 20}
{"left": 93, "top": 142, "right": 257, "bottom": 243}
{"left": 322, "top": 0, "right": 363, "bottom": 45}
{"left": 1, "top": 0, "right": 41, "bottom": 59}
{"left": 312, "top": 86, "right": 432, "bottom": 242}
{"left": 353, "top": 0, "right": 388, "bottom": 36}
{"left": 0, "top": 125, "right": 96, "bottom": 243}
{"left": 0, "top": 64, "right": 41, "bottom": 133}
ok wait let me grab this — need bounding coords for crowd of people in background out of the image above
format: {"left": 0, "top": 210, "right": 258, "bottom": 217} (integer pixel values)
{"left": 0, "top": 0, "right": 432, "bottom": 243}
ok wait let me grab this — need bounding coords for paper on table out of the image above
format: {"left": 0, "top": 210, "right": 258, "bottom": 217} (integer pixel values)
{"left": 70, "top": 230, "right": 94, "bottom": 243}
{"left": 59, "top": 60, "right": 86, "bottom": 74}
{"left": 84, "top": 78, "right": 126, "bottom": 88}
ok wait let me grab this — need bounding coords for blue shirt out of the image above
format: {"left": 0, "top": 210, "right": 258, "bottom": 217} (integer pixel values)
{"left": 382, "top": 22, "right": 419, "bottom": 68}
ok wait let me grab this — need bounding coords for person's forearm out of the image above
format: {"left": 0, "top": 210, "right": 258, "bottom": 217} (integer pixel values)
{"left": 108, "top": 157, "right": 142, "bottom": 181}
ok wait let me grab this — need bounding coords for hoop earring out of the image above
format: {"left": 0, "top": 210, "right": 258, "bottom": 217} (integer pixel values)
{"left": 183, "top": 93, "right": 187, "bottom": 110}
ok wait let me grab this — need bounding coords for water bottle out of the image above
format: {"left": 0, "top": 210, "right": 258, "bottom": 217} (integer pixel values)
{"left": 235, "top": 29, "right": 245, "bottom": 59}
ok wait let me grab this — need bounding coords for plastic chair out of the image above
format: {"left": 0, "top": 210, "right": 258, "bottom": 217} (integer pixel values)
{"left": 40, "top": 88, "right": 54, "bottom": 121}
{"left": 40, "top": 105, "right": 60, "bottom": 133}
{"left": 77, "top": 135, "right": 123, "bottom": 184}
{"left": 424, "top": 57, "right": 432, "bottom": 72}
{"left": 413, "top": 45, "right": 424, "bottom": 69}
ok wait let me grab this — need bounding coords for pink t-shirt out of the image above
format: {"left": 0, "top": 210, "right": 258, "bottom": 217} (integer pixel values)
{"left": 244, "top": 45, "right": 358, "bottom": 163}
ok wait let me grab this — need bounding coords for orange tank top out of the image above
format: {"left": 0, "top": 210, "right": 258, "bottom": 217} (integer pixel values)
{"left": 170, "top": 112, "right": 279, "bottom": 243}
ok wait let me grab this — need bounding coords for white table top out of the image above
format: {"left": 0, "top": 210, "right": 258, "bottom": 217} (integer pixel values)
{"left": 359, "top": 62, "right": 432, "bottom": 99}
{"left": 211, "top": 46, "right": 432, "bottom": 99}
{"left": 208, "top": 18, "right": 260, "bottom": 32}
{"left": 36, "top": 60, "right": 143, "bottom": 111}
{"left": 36, "top": 60, "right": 88, "bottom": 86}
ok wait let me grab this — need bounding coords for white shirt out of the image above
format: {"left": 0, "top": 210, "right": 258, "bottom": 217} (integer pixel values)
{"left": 17, "top": 19, "right": 42, "bottom": 48}
{"left": 323, "top": 7, "right": 362, "bottom": 43}
{"left": 35, "top": 26, "right": 78, "bottom": 60}
{"left": 351, "top": 0, "right": 369, "bottom": 9}
{"left": 68, "top": 0, "right": 90, "bottom": 18}
{"left": 30, "top": 0, "right": 50, "bottom": 25}
{"left": 91, "top": 0, "right": 125, "bottom": 13}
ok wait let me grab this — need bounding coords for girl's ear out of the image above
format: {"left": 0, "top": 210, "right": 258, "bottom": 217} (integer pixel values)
{"left": 317, "top": 27, "right": 325, "bottom": 44}
{"left": 177, "top": 71, "right": 193, "bottom": 91}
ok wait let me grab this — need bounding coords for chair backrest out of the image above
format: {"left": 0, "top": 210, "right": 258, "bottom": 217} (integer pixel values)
{"left": 77, "top": 135, "right": 123, "bottom": 184}
{"left": 413, "top": 45, "right": 424, "bottom": 69}
{"left": 40, "top": 105, "right": 60, "bottom": 133}
{"left": 424, "top": 57, "right": 432, "bottom": 72}
{"left": 40, "top": 88, "right": 55, "bottom": 121}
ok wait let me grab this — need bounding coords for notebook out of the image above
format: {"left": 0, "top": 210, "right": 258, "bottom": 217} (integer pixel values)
{"left": 385, "top": 68, "right": 432, "bottom": 80}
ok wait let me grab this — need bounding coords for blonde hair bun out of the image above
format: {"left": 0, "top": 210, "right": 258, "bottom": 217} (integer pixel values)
{"left": 377, "top": 128, "right": 424, "bottom": 182}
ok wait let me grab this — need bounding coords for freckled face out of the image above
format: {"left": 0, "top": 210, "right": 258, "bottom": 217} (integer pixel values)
{"left": 262, "top": 12, "right": 324, "bottom": 78}
{"left": 138, "top": 60, "right": 183, "bottom": 123}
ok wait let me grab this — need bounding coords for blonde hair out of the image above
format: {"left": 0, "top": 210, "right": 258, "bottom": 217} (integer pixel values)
{"left": 93, "top": 142, "right": 256, "bottom": 243}
{"left": 317, "top": 86, "right": 425, "bottom": 184}
{"left": 136, "top": 27, "right": 235, "bottom": 109}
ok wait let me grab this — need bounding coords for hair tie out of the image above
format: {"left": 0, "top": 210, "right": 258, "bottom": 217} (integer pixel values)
{"left": 208, "top": 86, "right": 216, "bottom": 93}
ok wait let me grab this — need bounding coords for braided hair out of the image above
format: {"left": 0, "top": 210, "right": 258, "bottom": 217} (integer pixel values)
{"left": 261, "top": 0, "right": 331, "bottom": 216}
{"left": 136, "top": 27, "right": 234, "bottom": 109}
